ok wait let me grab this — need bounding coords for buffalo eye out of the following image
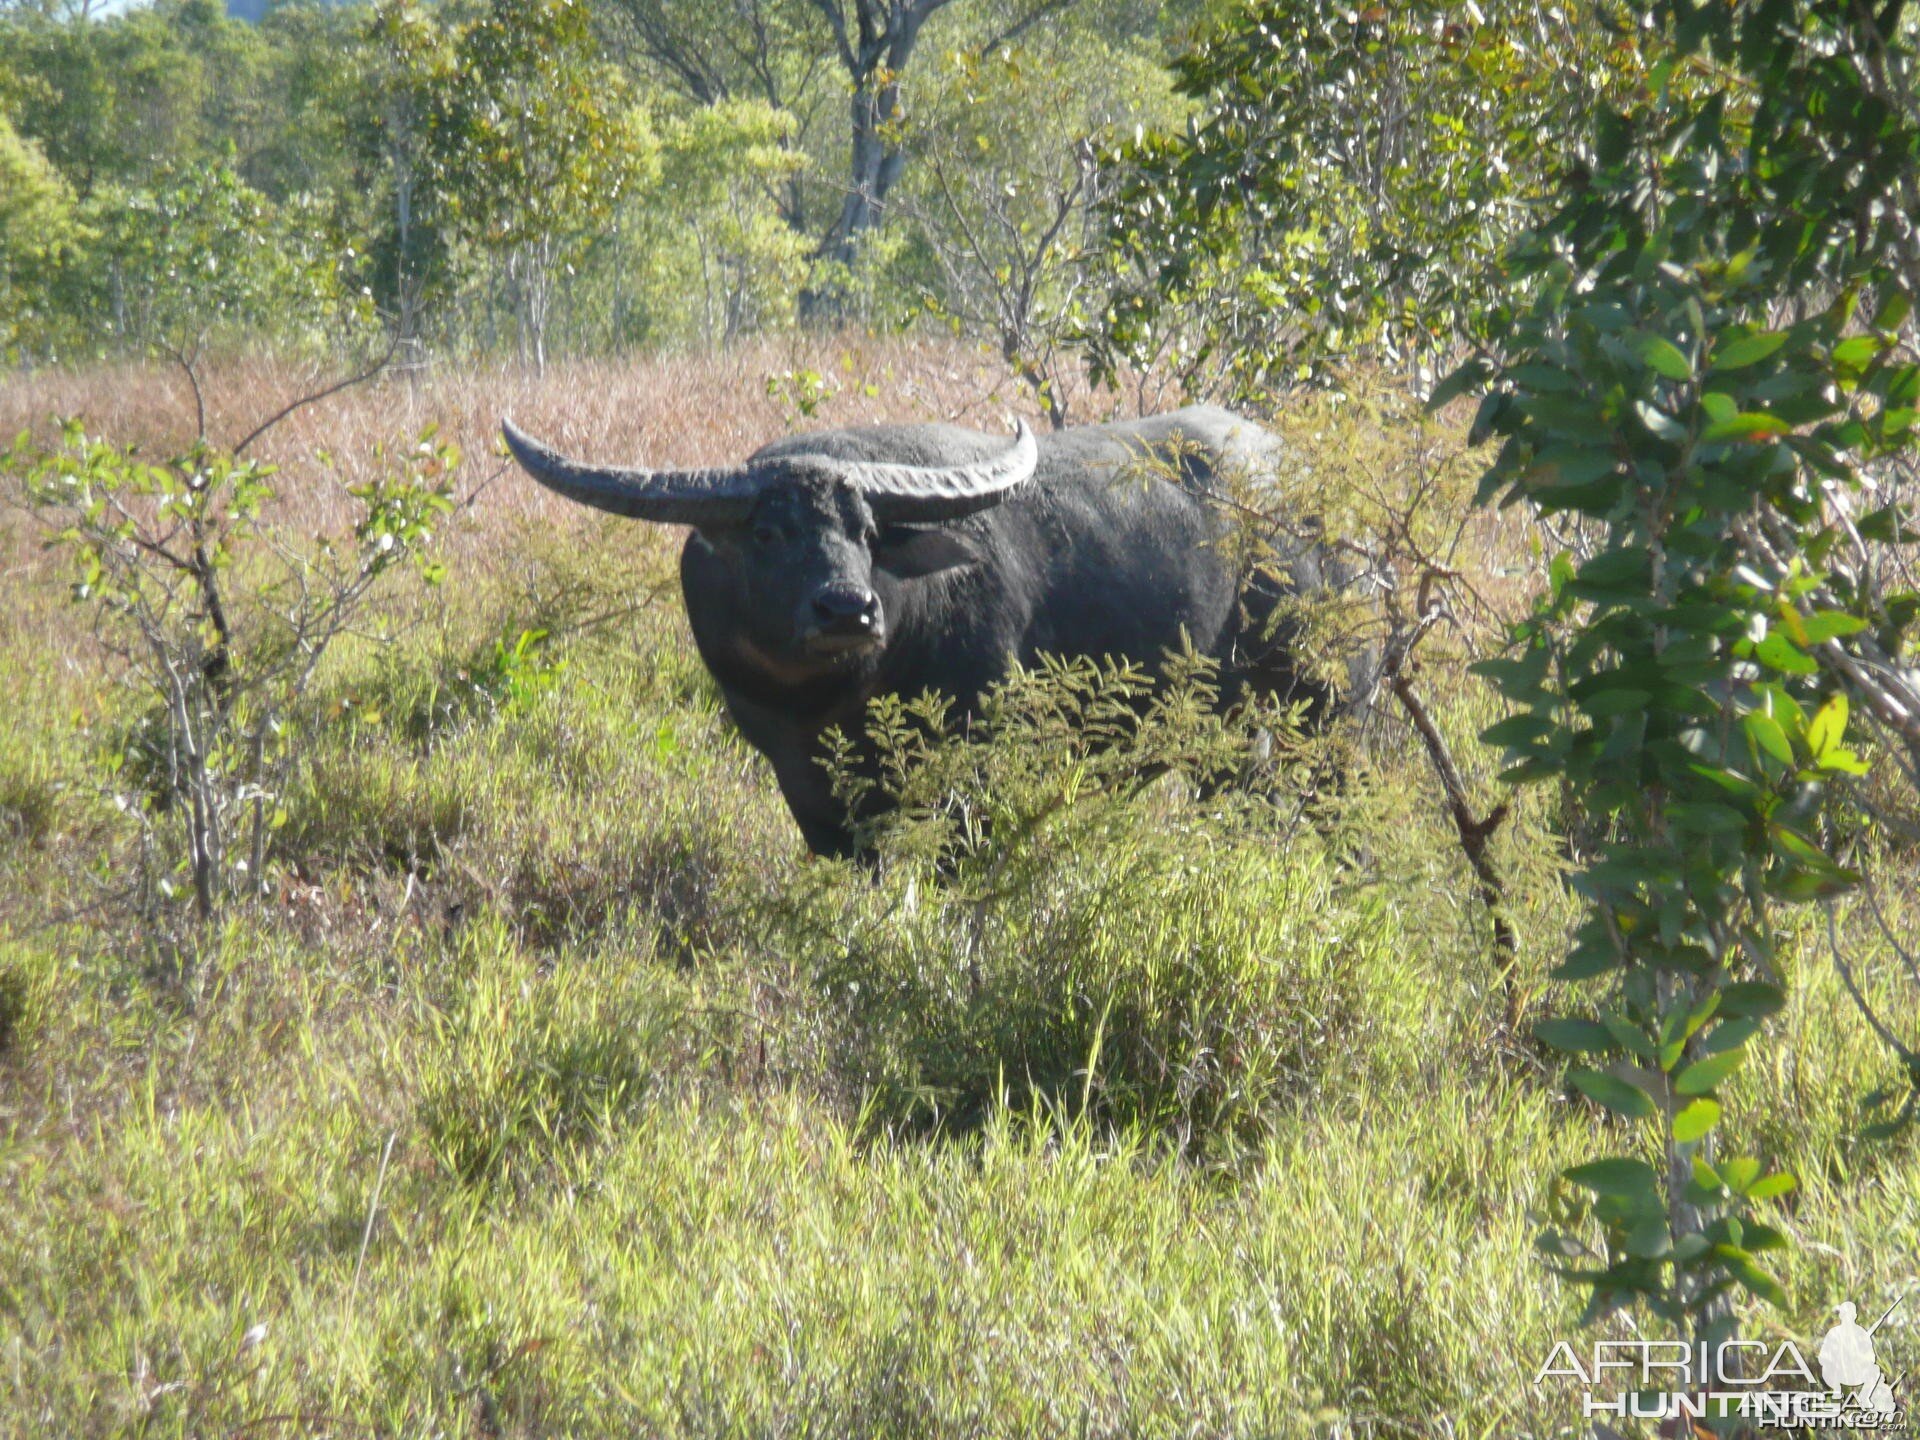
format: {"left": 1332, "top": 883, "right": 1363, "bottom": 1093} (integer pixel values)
{"left": 752, "top": 523, "right": 780, "bottom": 547}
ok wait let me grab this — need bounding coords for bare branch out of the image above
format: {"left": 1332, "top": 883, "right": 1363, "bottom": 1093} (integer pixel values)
{"left": 159, "top": 341, "right": 207, "bottom": 443}
{"left": 1825, "top": 902, "right": 1919, "bottom": 1070}
{"left": 233, "top": 336, "right": 401, "bottom": 460}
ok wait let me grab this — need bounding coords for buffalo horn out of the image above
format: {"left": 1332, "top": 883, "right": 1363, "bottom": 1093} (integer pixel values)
{"left": 502, "top": 416, "right": 1038, "bottom": 527}
{"left": 501, "top": 418, "right": 762, "bottom": 525}
{"left": 841, "top": 420, "right": 1038, "bottom": 522}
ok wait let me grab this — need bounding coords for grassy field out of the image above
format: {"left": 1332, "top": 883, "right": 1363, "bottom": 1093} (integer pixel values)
{"left": 0, "top": 340, "right": 1916, "bottom": 1438}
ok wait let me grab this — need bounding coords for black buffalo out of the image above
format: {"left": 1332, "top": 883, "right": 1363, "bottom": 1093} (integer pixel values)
{"left": 502, "top": 406, "right": 1352, "bottom": 857}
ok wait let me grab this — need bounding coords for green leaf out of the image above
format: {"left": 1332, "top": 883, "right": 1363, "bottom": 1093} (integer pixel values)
{"left": 1712, "top": 330, "right": 1787, "bottom": 371}
{"left": 1667, "top": 802, "right": 1747, "bottom": 835}
{"left": 1635, "top": 333, "right": 1692, "bottom": 380}
{"left": 1857, "top": 505, "right": 1920, "bottom": 542}
{"left": 1806, "top": 694, "right": 1848, "bottom": 760}
{"left": 1747, "top": 1171, "right": 1798, "bottom": 1201}
{"left": 1798, "top": 611, "right": 1867, "bottom": 645}
{"left": 1481, "top": 714, "right": 1556, "bottom": 747}
{"left": 1691, "top": 764, "right": 1760, "bottom": 800}
{"left": 1566, "top": 1157, "right": 1661, "bottom": 1197}
{"left": 1571, "top": 1068, "right": 1658, "bottom": 1119}
{"left": 1755, "top": 632, "right": 1818, "bottom": 675}
{"left": 1832, "top": 334, "right": 1886, "bottom": 370}
{"left": 1874, "top": 291, "right": 1912, "bottom": 331}
{"left": 1744, "top": 712, "right": 1794, "bottom": 767}
{"left": 1722, "top": 1250, "right": 1788, "bottom": 1306}
{"left": 1720, "top": 1155, "right": 1763, "bottom": 1194}
{"left": 1576, "top": 547, "right": 1652, "bottom": 587}
{"left": 1535, "top": 1018, "right": 1616, "bottom": 1054}
{"left": 1702, "top": 1018, "right": 1759, "bottom": 1056}
{"left": 1529, "top": 447, "right": 1618, "bottom": 487}
{"left": 1819, "top": 748, "right": 1870, "bottom": 776}
{"left": 1703, "top": 411, "right": 1791, "bottom": 442}
{"left": 1672, "top": 1098, "right": 1722, "bottom": 1141}
{"left": 1675, "top": 1049, "right": 1746, "bottom": 1096}
{"left": 1581, "top": 688, "right": 1652, "bottom": 717}
{"left": 1720, "top": 982, "right": 1787, "bottom": 1019}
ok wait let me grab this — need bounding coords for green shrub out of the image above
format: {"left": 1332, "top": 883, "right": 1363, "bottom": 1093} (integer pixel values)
{"left": 788, "top": 658, "right": 1405, "bottom": 1157}
{"left": 816, "top": 834, "right": 1400, "bottom": 1157}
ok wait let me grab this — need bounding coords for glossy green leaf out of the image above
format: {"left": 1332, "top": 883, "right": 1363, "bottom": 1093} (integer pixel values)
{"left": 1755, "top": 632, "right": 1818, "bottom": 675}
{"left": 1566, "top": 1157, "right": 1661, "bottom": 1197}
{"left": 1806, "top": 694, "right": 1848, "bottom": 760}
{"left": 1571, "top": 1068, "right": 1658, "bottom": 1119}
{"left": 1635, "top": 333, "right": 1692, "bottom": 380}
{"left": 1744, "top": 712, "right": 1794, "bottom": 767}
{"left": 1535, "top": 1018, "right": 1616, "bottom": 1054}
{"left": 1711, "top": 330, "right": 1787, "bottom": 370}
{"left": 1675, "top": 1049, "right": 1746, "bottom": 1096}
{"left": 1702, "top": 411, "right": 1791, "bottom": 442}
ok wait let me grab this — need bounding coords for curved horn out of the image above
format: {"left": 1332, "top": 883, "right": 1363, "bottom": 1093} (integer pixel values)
{"left": 842, "top": 420, "right": 1038, "bottom": 522}
{"left": 501, "top": 418, "right": 763, "bottom": 526}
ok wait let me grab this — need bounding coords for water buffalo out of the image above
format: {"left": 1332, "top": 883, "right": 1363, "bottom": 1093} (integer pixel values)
{"left": 502, "top": 406, "right": 1352, "bottom": 857}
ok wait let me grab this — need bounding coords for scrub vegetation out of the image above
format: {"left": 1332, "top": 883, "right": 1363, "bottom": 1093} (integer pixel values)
{"left": 1, "top": 347, "right": 1915, "bottom": 1437}
{"left": 4, "top": 0, "right": 1920, "bottom": 1434}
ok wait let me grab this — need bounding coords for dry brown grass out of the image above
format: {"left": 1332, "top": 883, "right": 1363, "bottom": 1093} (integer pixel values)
{"left": 0, "top": 334, "right": 1149, "bottom": 540}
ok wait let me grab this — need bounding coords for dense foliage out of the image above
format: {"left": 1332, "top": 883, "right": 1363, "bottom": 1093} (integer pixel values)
{"left": 0, "top": 0, "right": 1188, "bottom": 366}
{"left": 1457, "top": 0, "right": 1920, "bottom": 1347}
{"left": 1088, "top": 0, "right": 1652, "bottom": 396}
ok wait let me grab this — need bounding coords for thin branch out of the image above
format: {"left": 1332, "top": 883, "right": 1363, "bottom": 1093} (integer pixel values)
{"left": 1392, "top": 668, "right": 1520, "bottom": 1017}
{"left": 1825, "top": 902, "right": 1919, "bottom": 1067}
{"left": 160, "top": 341, "right": 207, "bottom": 443}
{"left": 233, "top": 336, "right": 401, "bottom": 460}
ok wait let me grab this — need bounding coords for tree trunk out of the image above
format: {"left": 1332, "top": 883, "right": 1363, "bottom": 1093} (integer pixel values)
{"left": 800, "top": 0, "right": 937, "bottom": 318}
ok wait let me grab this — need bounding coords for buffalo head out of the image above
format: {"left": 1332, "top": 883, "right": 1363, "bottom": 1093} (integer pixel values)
{"left": 500, "top": 418, "right": 1036, "bottom": 676}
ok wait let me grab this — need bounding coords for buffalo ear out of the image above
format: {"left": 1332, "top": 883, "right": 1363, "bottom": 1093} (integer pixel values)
{"left": 873, "top": 525, "right": 982, "bottom": 579}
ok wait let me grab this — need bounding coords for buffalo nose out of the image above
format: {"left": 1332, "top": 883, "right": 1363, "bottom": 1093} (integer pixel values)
{"left": 811, "top": 586, "right": 880, "bottom": 635}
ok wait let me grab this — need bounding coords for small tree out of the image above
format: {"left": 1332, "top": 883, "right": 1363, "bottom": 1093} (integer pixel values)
{"left": 648, "top": 99, "right": 812, "bottom": 343}
{"left": 349, "top": 0, "right": 457, "bottom": 360}
{"left": 597, "top": 0, "right": 1094, "bottom": 315}
{"left": 903, "top": 38, "right": 1177, "bottom": 426}
{"left": 5, "top": 415, "right": 455, "bottom": 933}
{"left": 88, "top": 155, "right": 362, "bottom": 364}
{"left": 431, "top": 0, "right": 654, "bottom": 373}
{"left": 0, "top": 112, "right": 86, "bottom": 361}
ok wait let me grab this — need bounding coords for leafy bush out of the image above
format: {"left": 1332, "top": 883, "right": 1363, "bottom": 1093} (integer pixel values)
{"left": 1456, "top": 0, "right": 1920, "bottom": 1347}
{"left": 786, "top": 658, "right": 1403, "bottom": 1156}
{"left": 1089, "top": 0, "right": 1648, "bottom": 394}
{"left": 89, "top": 157, "right": 367, "bottom": 358}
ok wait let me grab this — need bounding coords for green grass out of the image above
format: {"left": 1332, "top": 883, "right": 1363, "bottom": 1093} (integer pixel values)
{"left": 1, "top": 372, "right": 1917, "bottom": 1438}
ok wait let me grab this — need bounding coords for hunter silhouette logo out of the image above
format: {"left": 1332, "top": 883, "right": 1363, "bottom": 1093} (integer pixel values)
{"left": 1820, "top": 1299, "right": 1903, "bottom": 1419}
